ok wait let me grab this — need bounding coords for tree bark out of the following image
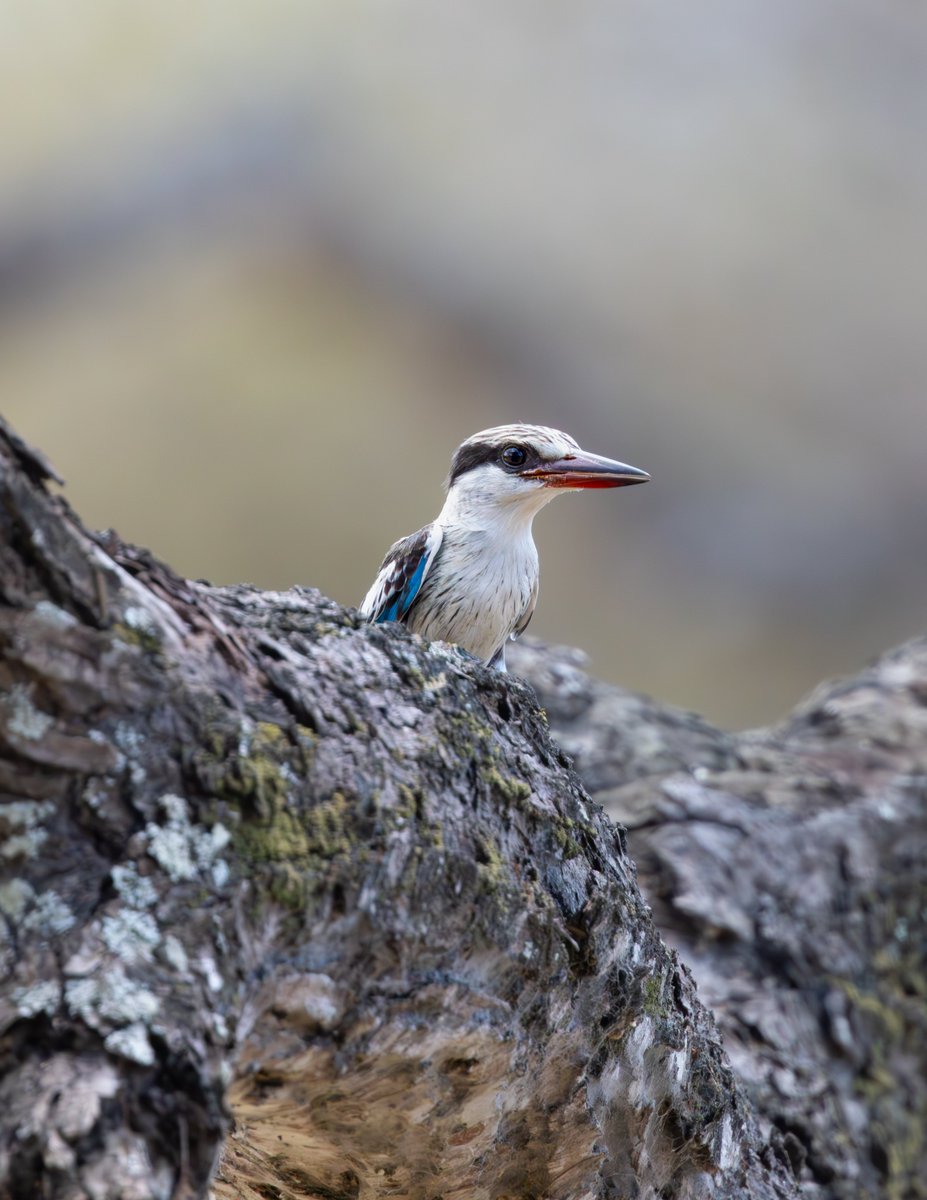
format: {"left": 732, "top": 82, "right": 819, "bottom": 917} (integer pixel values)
{"left": 507, "top": 637, "right": 927, "bottom": 1200}
{"left": 0, "top": 417, "right": 917, "bottom": 1199}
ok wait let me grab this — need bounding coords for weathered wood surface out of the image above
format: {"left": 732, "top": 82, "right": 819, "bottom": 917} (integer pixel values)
{"left": 0, "top": 417, "right": 920, "bottom": 1199}
{"left": 508, "top": 640, "right": 927, "bottom": 1200}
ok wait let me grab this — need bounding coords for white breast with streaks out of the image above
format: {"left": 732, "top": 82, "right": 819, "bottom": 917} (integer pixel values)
{"left": 406, "top": 523, "right": 539, "bottom": 663}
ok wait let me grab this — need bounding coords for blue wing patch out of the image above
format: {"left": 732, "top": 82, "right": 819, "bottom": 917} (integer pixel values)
{"left": 359, "top": 523, "right": 443, "bottom": 626}
{"left": 378, "top": 550, "right": 428, "bottom": 622}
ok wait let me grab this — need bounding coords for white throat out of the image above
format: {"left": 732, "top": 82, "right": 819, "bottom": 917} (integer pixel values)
{"left": 437, "top": 465, "right": 555, "bottom": 537}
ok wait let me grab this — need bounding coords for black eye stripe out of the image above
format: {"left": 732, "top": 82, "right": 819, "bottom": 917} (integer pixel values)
{"left": 449, "top": 440, "right": 528, "bottom": 483}
{"left": 446, "top": 438, "right": 552, "bottom": 485}
{"left": 447, "top": 440, "right": 501, "bottom": 484}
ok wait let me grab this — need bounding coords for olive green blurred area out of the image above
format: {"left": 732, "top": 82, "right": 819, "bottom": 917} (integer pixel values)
{"left": 3, "top": 2, "right": 926, "bottom": 728}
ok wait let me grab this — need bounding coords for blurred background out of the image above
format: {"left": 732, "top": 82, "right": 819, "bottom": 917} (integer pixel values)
{"left": 2, "top": 0, "right": 925, "bottom": 728}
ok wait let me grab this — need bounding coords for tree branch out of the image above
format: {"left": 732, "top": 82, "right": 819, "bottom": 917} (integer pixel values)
{"left": 4, "top": 415, "right": 886, "bottom": 1199}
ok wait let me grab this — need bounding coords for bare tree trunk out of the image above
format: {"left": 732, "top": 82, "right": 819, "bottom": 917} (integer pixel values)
{"left": 1, "top": 416, "right": 914, "bottom": 1200}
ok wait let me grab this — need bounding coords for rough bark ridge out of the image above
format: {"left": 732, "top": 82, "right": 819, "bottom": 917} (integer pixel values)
{"left": 508, "top": 639, "right": 927, "bottom": 1200}
{"left": 0, "top": 418, "right": 916, "bottom": 1199}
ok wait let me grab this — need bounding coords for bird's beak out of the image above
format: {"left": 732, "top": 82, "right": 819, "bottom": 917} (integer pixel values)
{"left": 523, "top": 450, "right": 651, "bottom": 489}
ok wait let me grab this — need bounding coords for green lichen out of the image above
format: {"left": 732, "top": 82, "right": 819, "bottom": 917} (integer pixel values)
{"left": 483, "top": 766, "right": 532, "bottom": 806}
{"left": 306, "top": 793, "right": 352, "bottom": 859}
{"left": 552, "top": 822, "right": 582, "bottom": 859}
{"left": 394, "top": 784, "right": 420, "bottom": 822}
{"left": 476, "top": 836, "right": 508, "bottom": 895}
{"left": 443, "top": 705, "right": 535, "bottom": 814}
{"left": 266, "top": 863, "right": 313, "bottom": 910}
{"left": 839, "top": 980, "right": 905, "bottom": 1043}
{"left": 235, "top": 799, "right": 312, "bottom": 863}
{"left": 836, "top": 971, "right": 926, "bottom": 1197}
{"left": 387, "top": 785, "right": 445, "bottom": 850}
{"left": 444, "top": 708, "right": 496, "bottom": 755}
{"left": 236, "top": 786, "right": 356, "bottom": 895}
{"left": 223, "top": 716, "right": 358, "bottom": 915}
{"left": 195, "top": 719, "right": 309, "bottom": 824}
{"left": 882, "top": 1118, "right": 926, "bottom": 1200}
{"left": 228, "top": 752, "right": 288, "bottom": 817}
{"left": 403, "top": 664, "right": 427, "bottom": 690}
{"left": 345, "top": 710, "right": 369, "bottom": 736}
{"left": 643, "top": 974, "right": 666, "bottom": 1019}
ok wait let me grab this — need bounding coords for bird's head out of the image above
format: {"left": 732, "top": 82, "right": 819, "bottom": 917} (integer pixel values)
{"left": 443, "top": 423, "right": 649, "bottom": 523}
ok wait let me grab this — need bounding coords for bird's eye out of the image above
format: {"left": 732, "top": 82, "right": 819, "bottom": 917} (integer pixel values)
{"left": 501, "top": 445, "right": 528, "bottom": 468}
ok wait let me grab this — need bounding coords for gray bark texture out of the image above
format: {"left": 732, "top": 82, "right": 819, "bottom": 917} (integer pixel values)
{"left": 508, "top": 641, "right": 927, "bottom": 1200}
{"left": 0, "top": 418, "right": 921, "bottom": 1200}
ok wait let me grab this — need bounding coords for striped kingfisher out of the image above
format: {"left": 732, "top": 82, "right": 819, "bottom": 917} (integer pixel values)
{"left": 360, "top": 423, "right": 649, "bottom": 671}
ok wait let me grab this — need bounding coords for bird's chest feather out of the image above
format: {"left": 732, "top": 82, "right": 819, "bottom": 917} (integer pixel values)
{"left": 409, "top": 527, "right": 538, "bottom": 660}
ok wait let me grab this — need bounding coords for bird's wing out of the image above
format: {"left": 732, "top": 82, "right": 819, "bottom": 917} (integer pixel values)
{"left": 359, "top": 523, "right": 443, "bottom": 625}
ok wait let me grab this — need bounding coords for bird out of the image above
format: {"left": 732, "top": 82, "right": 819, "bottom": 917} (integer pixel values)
{"left": 360, "top": 423, "right": 649, "bottom": 671}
